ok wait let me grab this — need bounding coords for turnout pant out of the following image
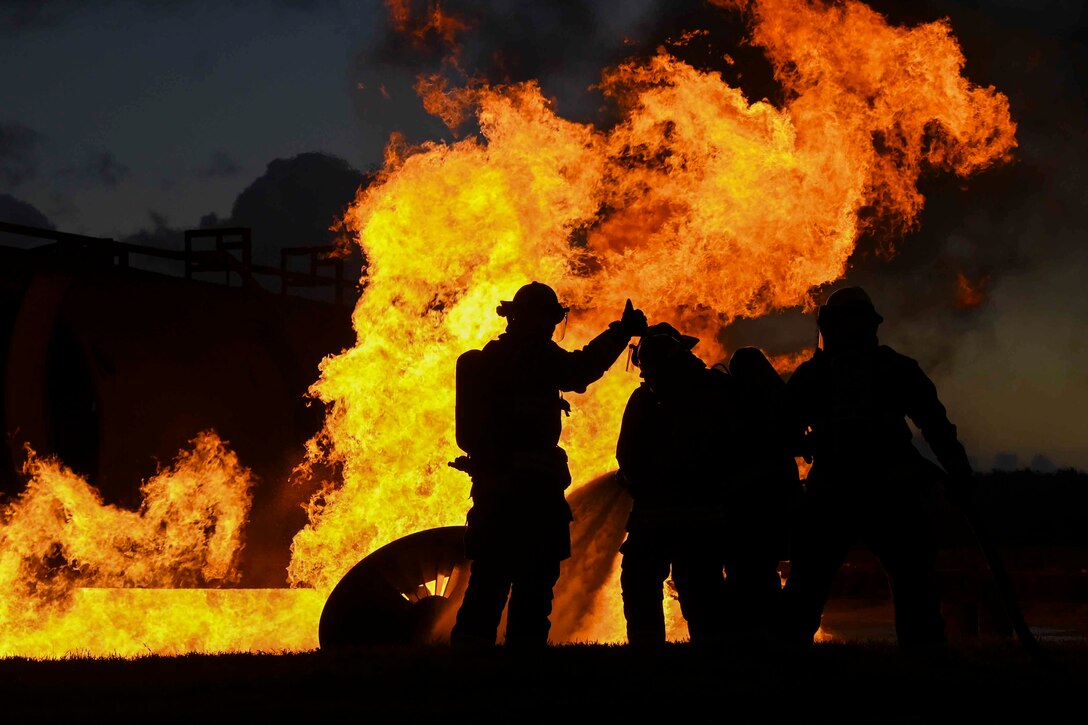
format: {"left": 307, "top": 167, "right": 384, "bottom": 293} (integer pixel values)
{"left": 451, "top": 555, "right": 562, "bottom": 647}
{"left": 619, "top": 525, "right": 725, "bottom": 645}
{"left": 783, "top": 478, "right": 946, "bottom": 651}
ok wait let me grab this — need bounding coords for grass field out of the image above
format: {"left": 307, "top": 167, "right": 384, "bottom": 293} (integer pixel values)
{"left": 4, "top": 469, "right": 1085, "bottom": 721}
{"left": 3, "top": 630, "right": 1085, "bottom": 722}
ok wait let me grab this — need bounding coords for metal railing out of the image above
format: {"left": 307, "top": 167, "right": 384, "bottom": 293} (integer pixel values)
{"left": 0, "top": 221, "right": 360, "bottom": 306}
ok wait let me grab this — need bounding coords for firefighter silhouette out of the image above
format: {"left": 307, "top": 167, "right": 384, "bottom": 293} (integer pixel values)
{"left": 449, "top": 282, "right": 647, "bottom": 648}
{"left": 781, "top": 286, "right": 976, "bottom": 654}
{"left": 719, "top": 346, "right": 802, "bottom": 643}
{"left": 615, "top": 325, "right": 731, "bottom": 646}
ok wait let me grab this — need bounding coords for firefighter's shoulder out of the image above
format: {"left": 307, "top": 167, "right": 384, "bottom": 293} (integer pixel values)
{"left": 876, "top": 345, "right": 926, "bottom": 377}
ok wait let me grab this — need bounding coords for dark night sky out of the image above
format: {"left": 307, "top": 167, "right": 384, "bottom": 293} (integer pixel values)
{"left": 2, "top": 0, "right": 1086, "bottom": 472}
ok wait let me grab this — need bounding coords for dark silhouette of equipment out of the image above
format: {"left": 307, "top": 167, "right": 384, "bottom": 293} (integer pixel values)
{"left": 318, "top": 526, "right": 471, "bottom": 649}
{"left": 318, "top": 472, "right": 633, "bottom": 650}
{"left": 925, "top": 461, "right": 1052, "bottom": 667}
{"left": 0, "top": 221, "right": 358, "bottom": 304}
{"left": 966, "top": 503, "right": 1052, "bottom": 666}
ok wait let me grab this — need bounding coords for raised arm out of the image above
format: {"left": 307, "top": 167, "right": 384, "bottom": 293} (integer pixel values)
{"left": 555, "top": 299, "right": 647, "bottom": 393}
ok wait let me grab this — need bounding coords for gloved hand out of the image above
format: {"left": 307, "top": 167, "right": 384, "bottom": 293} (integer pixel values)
{"left": 620, "top": 298, "right": 648, "bottom": 337}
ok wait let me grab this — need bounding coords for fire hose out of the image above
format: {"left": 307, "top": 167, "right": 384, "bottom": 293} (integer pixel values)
{"left": 960, "top": 504, "right": 1054, "bottom": 667}
{"left": 934, "top": 465, "right": 1054, "bottom": 668}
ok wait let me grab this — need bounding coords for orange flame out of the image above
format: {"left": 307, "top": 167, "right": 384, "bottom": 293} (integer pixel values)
{"left": 0, "top": 0, "right": 1017, "bottom": 657}
{"left": 385, "top": 0, "right": 472, "bottom": 50}
{"left": 954, "top": 271, "right": 988, "bottom": 308}
{"left": 767, "top": 348, "right": 817, "bottom": 376}
{"left": 288, "top": 0, "right": 1016, "bottom": 642}
{"left": 725, "top": 0, "right": 1017, "bottom": 248}
{"left": 0, "top": 432, "right": 322, "bottom": 657}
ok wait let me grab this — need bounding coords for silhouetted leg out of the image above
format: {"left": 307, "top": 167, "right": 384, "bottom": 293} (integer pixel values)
{"left": 722, "top": 502, "right": 785, "bottom": 638}
{"left": 723, "top": 549, "right": 783, "bottom": 638}
{"left": 451, "top": 558, "right": 512, "bottom": 647}
{"left": 671, "top": 544, "right": 726, "bottom": 644}
{"left": 505, "top": 558, "right": 562, "bottom": 648}
{"left": 619, "top": 534, "right": 672, "bottom": 646}
{"left": 866, "top": 500, "right": 946, "bottom": 654}
{"left": 781, "top": 495, "right": 856, "bottom": 647}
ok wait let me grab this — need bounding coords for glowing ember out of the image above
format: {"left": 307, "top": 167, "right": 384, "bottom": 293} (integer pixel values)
{"left": 0, "top": 0, "right": 1016, "bottom": 657}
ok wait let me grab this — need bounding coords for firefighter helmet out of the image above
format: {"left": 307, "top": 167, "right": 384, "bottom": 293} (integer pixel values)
{"left": 496, "top": 281, "right": 569, "bottom": 326}
{"left": 816, "top": 286, "right": 883, "bottom": 328}
{"left": 634, "top": 327, "right": 703, "bottom": 382}
{"left": 631, "top": 322, "right": 699, "bottom": 368}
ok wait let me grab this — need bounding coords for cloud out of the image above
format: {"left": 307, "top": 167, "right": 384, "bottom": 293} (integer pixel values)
{"left": 0, "top": 192, "right": 53, "bottom": 233}
{"left": 0, "top": 0, "right": 58, "bottom": 30}
{"left": 0, "top": 193, "right": 54, "bottom": 247}
{"left": 0, "top": 0, "right": 358, "bottom": 33}
{"left": 0, "top": 0, "right": 114, "bottom": 32}
{"left": 120, "top": 209, "right": 175, "bottom": 244}
{"left": 0, "top": 121, "right": 42, "bottom": 188}
{"left": 87, "top": 151, "right": 130, "bottom": 187}
{"left": 197, "top": 151, "right": 241, "bottom": 179}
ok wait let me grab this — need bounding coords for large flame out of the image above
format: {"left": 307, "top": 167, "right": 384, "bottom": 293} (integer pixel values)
{"left": 0, "top": 0, "right": 1015, "bottom": 657}
{"left": 288, "top": 0, "right": 1015, "bottom": 636}
{"left": 0, "top": 432, "right": 326, "bottom": 656}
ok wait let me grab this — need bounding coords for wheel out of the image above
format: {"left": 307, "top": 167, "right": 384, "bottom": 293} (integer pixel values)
{"left": 318, "top": 526, "right": 469, "bottom": 649}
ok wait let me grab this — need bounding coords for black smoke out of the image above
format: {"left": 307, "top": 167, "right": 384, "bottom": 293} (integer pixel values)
{"left": 350, "top": 0, "right": 781, "bottom": 162}
{"left": 197, "top": 151, "right": 242, "bottom": 180}
{"left": 87, "top": 151, "right": 130, "bottom": 187}
{"left": 0, "top": 121, "right": 42, "bottom": 188}
{"left": 0, "top": 0, "right": 350, "bottom": 33}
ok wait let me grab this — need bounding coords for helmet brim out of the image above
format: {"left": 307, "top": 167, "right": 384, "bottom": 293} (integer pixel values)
{"left": 496, "top": 300, "right": 570, "bottom": 321}
{"left": 642, "top": 322, "right": 699, "bottom": 349}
